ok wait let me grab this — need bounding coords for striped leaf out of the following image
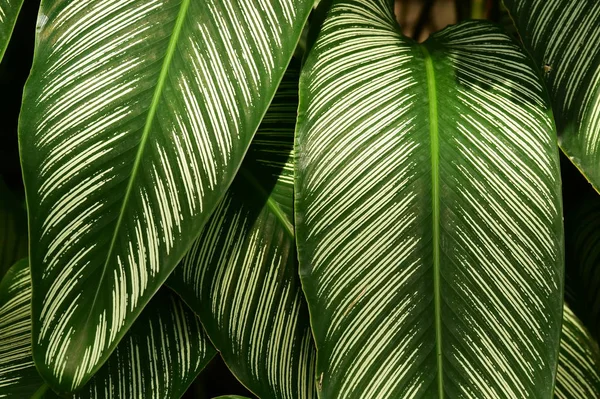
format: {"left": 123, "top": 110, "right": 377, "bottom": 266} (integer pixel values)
{"left": 565, "top": 196, "right": 600, "bottom": 341}
{"left": 503, "top": 0, "right": 600, "bottom": 191}
{"left": 555, "top": 304, "right": 600, "bottom": 399}
{"left": 294, "top": 1, "right": 563, "bottom": 397}
{"left": 0, "top": 0, "right": 23, "bottom": 61}
{"left": 168, "top": 62, "right": 316, "bottom": 399}
{"left": 0, "top": 259, "right": 45, "bottom": 398}
{"left": 19, "top": 0, "right": 312, "bottom": 392}
{"left": 0, "top": 259, "right": 216, "bottom": 399}
{"left": 0, "top": 179, "right": 27, "bottom": 280}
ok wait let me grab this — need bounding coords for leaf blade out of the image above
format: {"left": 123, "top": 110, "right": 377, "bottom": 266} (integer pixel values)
{"left": 169, "top": 62, "right": 317, "bottom": 399}
{"left": 0, "top": 0, "right": 23, "bottom": 61}
{"left": 20, "top": 0, "right": 312, "bottom": 392}
{"left": 503, "top": 0, "right": 600, "bottom": 191}
{"left": 295, "top": 1, "right": 563, "bottom": 397}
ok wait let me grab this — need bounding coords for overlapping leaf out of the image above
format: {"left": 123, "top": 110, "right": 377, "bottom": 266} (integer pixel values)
{"left": 0, "top": 259, "right": 45, "bottom": 398}
{"left": 0, "top": 0, "right": 23, "bottom": 61}
{"left": 555, "top": 304, "right": 600, "bottom": 399}
{"left": 0, "top": 179, "right": 27, "bottom": 280}
{"left": 504, "top": 0, "right": 600, "bottom": 191}
{"left": 169, "top": 62, "right": 316, "bottom": 399}
{"left": 19, "top": 0, "right": 312, "bottom": 392}
{"left": 295, "top": 1, "right": 563, "bottom": 397}
{"left": 0, "top": 259, "right": 216, "bottom": 399}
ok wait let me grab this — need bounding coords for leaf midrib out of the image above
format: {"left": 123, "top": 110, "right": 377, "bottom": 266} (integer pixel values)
{"left": 421, "top": 44, "right": 443, "bottom": 398}
{"left": 85, "top": 0, "right": 191, "bottom": 325}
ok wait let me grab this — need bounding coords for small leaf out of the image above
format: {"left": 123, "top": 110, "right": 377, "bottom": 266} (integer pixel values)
{"left": 20, "top": 0, "right": 312, "bottom": 392}
{"left": 295, "top": 1, "right": 563, "bottom": 397}
{"left": 169, "top": 62, "right": 316, "bottom": 399}
{"left": 504, "top": 0, "right": 600, "bottom": 191}
{"left": 555, "top": 304, "right": 600, "bottom": 399}
{"left": 0, "top": 0, "right": 23, "bottom": 61}
{"left": 0, "top": 259, "right": 45, "bottom": 398}
{"left": 0, "top": 259, "right": 216, "bottom": 398}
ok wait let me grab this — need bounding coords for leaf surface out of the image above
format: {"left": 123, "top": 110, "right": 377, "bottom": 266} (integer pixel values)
{"left": 0, "top": 259, "right": 216, "bottom": 399}
{"left": 0, "top": 0, "right": 23, "bottom": 61}
{"left": 503, "top": 0, "right": 600, "bottom": 190}
{"left": 555, "top": 304, "right": 600, "bottom": 399}
{"left": 19, "top": 0, "right": 312, "bottom": 391}
{"left": 169, "top": 62, "right": 316, "bottom": 399}
{"left": 295, "top": 1, "right": 564, "bottom": 397}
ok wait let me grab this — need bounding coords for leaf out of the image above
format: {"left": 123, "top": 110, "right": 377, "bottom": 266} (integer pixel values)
{"left": 19, "top": 0, "right": 312, "bottom": 392}
{"left": 555, "top": 304, "right": 600, "bottom": 399}
{"left": 0, "top": 0, "right": 23, "bottom": 61}
{"left": 294, "top": 1, "right": 563, "bottom": 397}
{"left": 169, "top": 62, "right": 316, "bottom": 399}
{"left": 503, "top": 0, "right": 600, "bottom": 191}
{"left": 0, "top": 259, "right": 45, "bottom": 398}
{"left": 0, "top": 259, "right": 216, "bottom": 399}
{"left": 0, "top": 178, "right": 28, "bottom": 280}
{"left": 565, "top": 196, "right": 600, "bottom": 341}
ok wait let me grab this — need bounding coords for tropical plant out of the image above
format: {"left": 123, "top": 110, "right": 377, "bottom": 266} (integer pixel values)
{"left": 0, "top": 0, "right": 599, "bottom": 398}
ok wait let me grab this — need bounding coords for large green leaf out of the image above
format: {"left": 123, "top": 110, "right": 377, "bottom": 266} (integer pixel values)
{"left": 294, "top": 1, "right": 563, "bottom": 397}
{"left": 565, "top": 196, "right": 600, "bottom": 341}
{"left": 555, "top": 304, "right": 600, "bottom": 399}
{"left": 0, "top": 259, "right": 216, "bottom": 398}
{"left": 503, "top": 0, "right": 600, "bottom": 190}
{"left": 0, "top": 178, "right": 27, "bottom": 280}
{"left": 0, "top": 0, "right": 23, "bottom": 61}
{"left": 19, "top": 0, "right": 312, "bottom": 392}
{"left": 169, "top": 62, "right": 316, "bottom": 399}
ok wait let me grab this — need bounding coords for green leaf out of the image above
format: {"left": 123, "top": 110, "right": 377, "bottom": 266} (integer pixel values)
{"left": 0, "top": 178, "right": 27, "bottom": 280}
{"left": 294, "top": 1, "right": 563, "bottom": 397}
{"left": 0, "top": 259, "right": 216, "bottom": 398}
{"left": 503, "top": 0, "right": 600, "bottom": 191}
{"left": 0, "top": 259, "right": 45, "bottom": 398}
{"left": 565, "top": 196, "right": 600, "bottom": 341}
{"left": 169, "top": 62, "right": 316, "bottom": 399}
{"left": 19, "top": 0, "right": 312, "bottom": 392}
{"left": 0, "top": 0, "right": 23, "bottom": 61}
{"left": 555, "top": 304, "right": 600, "bottom": 399}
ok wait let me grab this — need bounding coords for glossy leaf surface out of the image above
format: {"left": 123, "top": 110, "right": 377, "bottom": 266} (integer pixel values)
{"left": 504, "top": 0, "right": 600, "bottom": 190}
{"left": 555, "top": 304, "right": 600, "bottom": 399}
{"left": 19, "top": 0, "right": 312, "bottom": 392}
{"left": 169, "top": 63, "right": 316, "bottom": 399}
{"left": 295, "top": 1, "right": 564, "bottom": 397}
{"left": 0, "top": 0, "right": 23, "bottom": 61}
{"left": 0, "top": 260, "right": 215, "bottom": 398}
{"left": 0, "top": 179, "right": 27, "bottom": 280}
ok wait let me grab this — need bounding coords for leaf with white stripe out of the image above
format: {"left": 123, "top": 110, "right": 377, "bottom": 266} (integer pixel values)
{"left": 0, "top": 179, "right": 27, "bottom": 280}
{"left": 504, "top": 0, "right": 600, "bottom": 191}
{"left": 0, "top": 259, "right": 216, "bottom": 398}
{"left": 0, "top": 259, "right": 45, "bottom": 398}
{"left": 565, "top": 196, "right": 600, "bottom": 342}
{"left": 555, "top": 304, "right": 600, "bottom": 399}
{"left": 295, "top": 1, "right": 563, "bottom": 397}
{"left": 0, "top": 0, "right": 23, "bottom": 61}
{"left": 19, "top": 0, "right": 312, "bottom": 392}
{"left": 169, "top": 62, "right": 316, "bottom": 399}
